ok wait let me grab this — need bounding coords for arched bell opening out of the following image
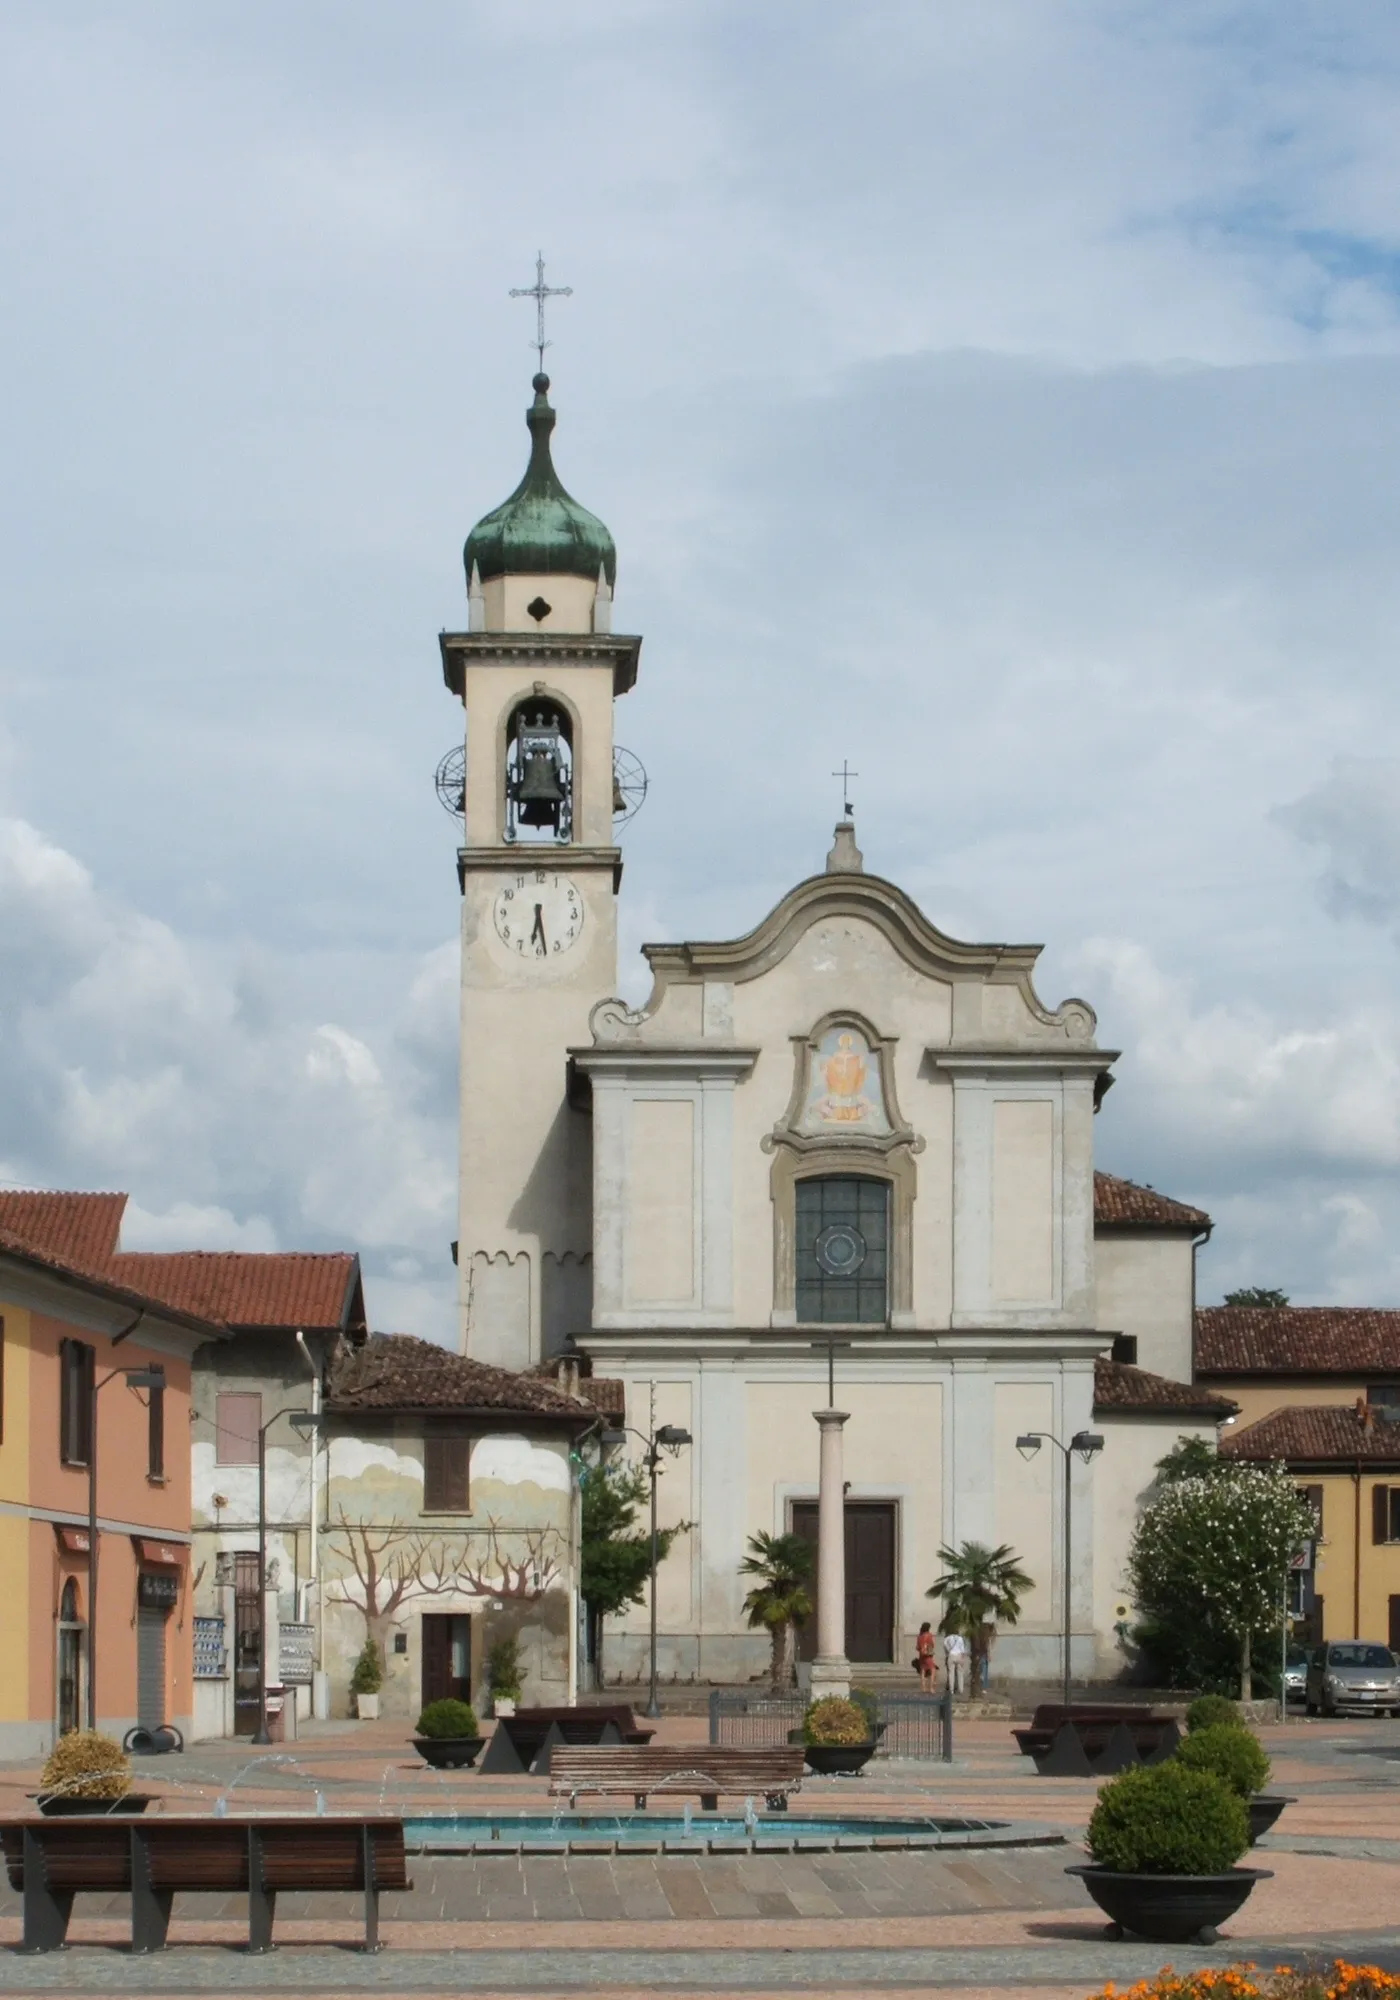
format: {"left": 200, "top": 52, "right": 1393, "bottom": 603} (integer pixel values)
{"left": 505, "top": 697, "right": 574, "bottom": 844}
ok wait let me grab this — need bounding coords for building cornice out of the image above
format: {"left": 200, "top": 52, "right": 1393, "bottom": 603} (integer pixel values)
{"left": 440, "top": 630, "right": 641, "bottom": 699}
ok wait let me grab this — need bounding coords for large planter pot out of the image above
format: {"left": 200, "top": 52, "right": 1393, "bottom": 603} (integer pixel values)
{"left": 36, "top": 1794, "right": 152, "bottom": 1817}
{"left": 1247, "top": 1794, "right": 1294, "bottom": 1845}
{"left": 803, "top": 1741, "right": 877, "bottom": 1776}
{"left": 412, "top": 1735, "right": 485, "bottom": 1770}
{"left": 492, "top": 1696, "right": 516, "bottom": 1718}
{"left": 354, "top": 1692, "right": 380, "bottom": 1720}
{"left": 1066, "top": 1864, "right": 1272, "bottom": 1944}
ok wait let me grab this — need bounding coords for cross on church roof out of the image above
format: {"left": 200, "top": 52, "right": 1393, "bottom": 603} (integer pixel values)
{"left": 509, "top": 252, "right": 573, "bottom": 373}
{"left": 832, "top": 761, "right": 859, "bottom": 819}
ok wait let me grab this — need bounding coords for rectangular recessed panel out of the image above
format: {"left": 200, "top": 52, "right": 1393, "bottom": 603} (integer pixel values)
{"left": 991, "top": 1100, "right": 1054, "bottom": 1304}
{"left": 627, "top": 1098, "right": 694, "bottom": 1304}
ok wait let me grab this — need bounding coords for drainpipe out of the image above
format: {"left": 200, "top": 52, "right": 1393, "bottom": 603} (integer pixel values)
{"left": 294, "top": 1331, "right": 327, "bottom": 1719}
{"left": 1354, "top": 1463, "right": 1363, "bottom": 1640}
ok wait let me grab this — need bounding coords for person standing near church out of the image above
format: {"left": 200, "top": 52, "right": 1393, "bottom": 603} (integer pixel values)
{"left": 915, "top": 1621, "right": 938, "bottom": 1690}
{"left": 943, "top": 1627, "right": 969, "bottom": 1697}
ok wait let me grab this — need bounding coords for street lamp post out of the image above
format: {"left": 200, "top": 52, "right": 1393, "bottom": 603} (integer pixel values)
{"left": 1014, "top": 1429, "right": 1104, "bottom": 1713}
{"left": 600, "top": 1422, "right": 693, "bottom": 1718}
{"left": 86, "top": 1366, "right": 166, "bottom": 1732}
{"left": 254, "top": 1407, "right": 322, "bottom": 1745}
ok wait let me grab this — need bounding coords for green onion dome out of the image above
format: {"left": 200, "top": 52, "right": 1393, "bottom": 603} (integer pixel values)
{"left": 464, "top": 374, "right": 616, "bottom": 588}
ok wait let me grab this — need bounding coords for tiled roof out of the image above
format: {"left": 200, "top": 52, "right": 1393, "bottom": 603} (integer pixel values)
{"left": 1222, "top": 1403, "right": 1400, "bottom": 1465}
{"left": 0, "top": 1191, "right": 126, "bottom": 1271}
{"left": 328, "top": 1334, "right": 595, "bottom": 1423}
{"left": 0, "top": 1189, "right": 362, "bottom": 1335}
{"left": 0, "top": 1218, "right": 224, "bottom": 1337}
{"left": 1094, "top": 1172, "right": 1211, "bottom": 1232}
{"left": 112, "top": 1252, "right": 362, "bottom": 1333}
{"left": 1094, "top": 1358, "right": 1236, "bottom": 1419}
{"left": 576, "top": 1376, "right": 626, "bottom": 1418}
{"left": 1196, "top": 1307, "right": 1400, "bottom": 1376}
{"left": 523, "top": 1354, "right": 626, "bottom": 1418}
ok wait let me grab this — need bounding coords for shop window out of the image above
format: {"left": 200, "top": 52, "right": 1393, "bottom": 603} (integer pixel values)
{"left": 795, "top": 1175, "right": 890, "bottom": 1325}
{"left": 423, "top": 1424, "right": 471, "bottom": 1511}
{"left": 216, "top": 1392, "right": 262, "bottom": 1466}
{"left": 59, "top": 1339, "right": 95, "bottom": 1466}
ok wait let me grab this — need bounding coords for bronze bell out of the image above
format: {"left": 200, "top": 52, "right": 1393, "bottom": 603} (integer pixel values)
{"left": 517, "top": 746, "right": 565, "bottom": 825}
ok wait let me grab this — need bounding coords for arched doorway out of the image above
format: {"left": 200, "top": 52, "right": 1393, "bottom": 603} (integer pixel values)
{"left": 57, "top": 1577, "right": 84, "bottom": 1736}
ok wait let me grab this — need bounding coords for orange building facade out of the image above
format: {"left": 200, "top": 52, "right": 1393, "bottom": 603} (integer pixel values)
{"left": 0, "top": 1215, "right": 222, "bottom": 1759}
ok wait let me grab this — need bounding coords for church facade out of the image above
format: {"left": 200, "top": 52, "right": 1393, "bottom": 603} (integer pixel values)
{"left": 442, "top": 371, "right": 1231, "bottom": 1685}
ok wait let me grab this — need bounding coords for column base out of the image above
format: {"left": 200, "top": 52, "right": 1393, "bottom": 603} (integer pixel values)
{"left": 808, "top": 1655, "right": 852, "bottom": 1701}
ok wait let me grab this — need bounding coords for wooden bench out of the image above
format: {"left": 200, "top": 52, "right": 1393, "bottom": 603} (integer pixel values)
{"left": 548, "top": 1745, "right": 805, "bottom": 1811}
{"left": 1012, "top": 1704, "right": 1181, "bottom": 1775}
{"left": 501, "top": 1704, "right": 655, "bottom": 1764}
{"left": 0, "top": 1815, "right": 410, "bottom": 1954}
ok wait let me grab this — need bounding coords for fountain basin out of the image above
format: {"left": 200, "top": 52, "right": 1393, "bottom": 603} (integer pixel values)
{"left": 402, "top": 1811, "right": 1057, "bottom": 1853}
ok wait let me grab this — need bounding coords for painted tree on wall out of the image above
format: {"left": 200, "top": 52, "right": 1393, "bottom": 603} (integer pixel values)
{"left": 325, "top": 1513, "right": 568, "bottom": 1664}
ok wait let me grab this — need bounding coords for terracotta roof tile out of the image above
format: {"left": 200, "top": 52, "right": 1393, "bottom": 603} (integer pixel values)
{"left": 0, "top": 1191, "right": 127, "bottom": 1271}
{"left": 1196, "top": 1307, "right": 1400, "bottom": 1376}
{"left": 1222, "top": 1403, "right": 1400, "bottom": 1465}
{"left": 112, "top": 1252, "right": 362, "bottom": 1333}
{"left": 1094, "top": 1172, "right": 1211, "bottom": 1232}
{"left": 1093, "top": 1357, "right": 1236, "bottom": 1418}
{"left": 0, "top": 1219, "right": 225, "bottom": 1336}
{"left": 328, "top": 1333, "right": 594, "bottom": 1423}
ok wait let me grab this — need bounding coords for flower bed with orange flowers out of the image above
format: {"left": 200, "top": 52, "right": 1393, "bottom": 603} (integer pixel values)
{"left": 1088, "top": 1964, "right": 1400, "bottom": 2000}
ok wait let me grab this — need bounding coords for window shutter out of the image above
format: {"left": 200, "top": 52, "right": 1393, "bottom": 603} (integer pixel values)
{"left": 424, "top": 1427, "right": 470, "bottom": 1511}
{"left": 1304, "top": 1483, "right": 1324, "bottom": 1535}
{"left": 1374, "top": 1484, "right": 1390, "bottom": 1545}
{"left": 215, "top": 1392, "right": 262, "bottom": 1466}
{"left": 148, "top": 1369, "right": 166, "bottom": 1479}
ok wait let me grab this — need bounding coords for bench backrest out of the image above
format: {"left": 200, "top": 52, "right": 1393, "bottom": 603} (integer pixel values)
{"left": 513, "top": 1705, "right": 647, "bottom": 1733}
{"left": 1028, "top": 1704, "right": 1167, "bottom": 1730}
{"left": 1, "top": 1817, "right": 409, "bottom": 1896}
{"left": 549, "top": 1746, "right": 804, "bottom": 1780}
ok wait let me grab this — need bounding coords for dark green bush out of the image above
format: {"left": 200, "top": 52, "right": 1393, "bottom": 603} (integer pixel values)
{"left": 1176, "top": 1722, "right": 1270, "bottom": 1796}
{"left": 1186, "top": 1694, "right": 1240, "bottom": 1733}
{"left": 1086, "top": 1761, "right": 1249, "bottom": 1874}
{"left": 349, "top": 1639, "right": 383, "bottom": 1695}
{"left": 416, "top": 1699, "right": 479, "bottom": 1739}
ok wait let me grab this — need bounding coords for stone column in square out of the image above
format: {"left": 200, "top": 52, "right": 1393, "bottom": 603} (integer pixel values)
{"left": 809, "top": 1408, "right": 851, "bottom": 1701}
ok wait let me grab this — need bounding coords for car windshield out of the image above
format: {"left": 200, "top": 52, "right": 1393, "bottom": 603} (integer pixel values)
{"left": 1329, "top": 1645, "right": 1395, "bottom": 1669}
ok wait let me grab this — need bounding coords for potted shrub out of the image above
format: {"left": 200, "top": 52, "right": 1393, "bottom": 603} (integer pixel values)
{"left": 1067, "top": 1759, "right": 1271, "bottom": 1943}
{"left": 412, "top": 1699, "right": 484, "bottom": 1769}
{"left": 487, "top": 1635, "right": 523, "bottom": 1718}
{"left": 36, "top": 1731, "right": 147, "bottom": 1816}
{"left": 800, "top": 1696, "right": 877, "bottom": 1775}
{"left": 1186, "top": 1695, "right": 1241, "bottom": 1732}
{"left": 349, "top": 1639, "right": 384, "bottom": 1720}
{"left": 1177, "top": 1720, "right": 1293, "bottom": 1844}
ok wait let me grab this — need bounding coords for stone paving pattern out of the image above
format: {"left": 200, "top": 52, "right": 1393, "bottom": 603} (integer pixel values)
{"left": 4, "top": 1712, "right": 1400, "bottom": 1993}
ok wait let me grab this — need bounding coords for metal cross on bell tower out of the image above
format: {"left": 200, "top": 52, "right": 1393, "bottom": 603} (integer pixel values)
{"left": 832, "top": 761, "right": 859, "bottom": 819}
{"left": 510, "top": 253, "right": 573, "bottom": 373}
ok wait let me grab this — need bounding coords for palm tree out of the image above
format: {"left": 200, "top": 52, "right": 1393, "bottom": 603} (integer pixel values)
{"left": 925, "top": 1540, "right": 1033, "bottom": 1691}
{"left": 740, "top": 1531, "right": 814, "bottom": 1690}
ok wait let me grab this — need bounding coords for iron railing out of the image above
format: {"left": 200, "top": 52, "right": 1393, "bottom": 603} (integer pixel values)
{"left": 709, "top": 1687, "right": 953, "bottom": 1762}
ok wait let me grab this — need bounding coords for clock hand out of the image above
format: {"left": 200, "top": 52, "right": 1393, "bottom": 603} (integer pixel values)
{"left": 531, "top": 903, "right": 547, "bottom": 956}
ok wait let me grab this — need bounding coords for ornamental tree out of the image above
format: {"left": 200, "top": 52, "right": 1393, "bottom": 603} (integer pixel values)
{"left": 1128, "top": 1463, "right": 1315, "bottom": 1699}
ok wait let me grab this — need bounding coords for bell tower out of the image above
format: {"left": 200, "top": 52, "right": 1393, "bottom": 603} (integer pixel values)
{"left": 440, "top": 371, "right": 640, "bottom": 1367}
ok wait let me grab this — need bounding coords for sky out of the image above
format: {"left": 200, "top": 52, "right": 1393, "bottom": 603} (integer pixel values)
{"left": 3, "top": 1, "right": 1400, "bottom": 1340}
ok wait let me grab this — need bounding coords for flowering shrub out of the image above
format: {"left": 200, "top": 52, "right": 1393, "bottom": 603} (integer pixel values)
{"left": 1085, "top": 1961, "right": 1400, "bottom": 2000}
{"left": 802, "top": 1697, "right": 869, "bottom": 1745}
{"left": 39, "top": 1730, "right": 132, "bottom": 1802}
{"left": 1176, "top": 1722, "right": 1271, "bottom": 1797}
{"left": 1086, "top": 1761, "right": 1248, "bottom": 1874}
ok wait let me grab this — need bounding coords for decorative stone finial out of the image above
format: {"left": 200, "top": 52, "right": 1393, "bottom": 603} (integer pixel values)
{"left": 825, "top": 820, "right": 864, "bottom": 874}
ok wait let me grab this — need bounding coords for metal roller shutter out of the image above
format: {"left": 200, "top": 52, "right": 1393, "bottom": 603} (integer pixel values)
{"left": 137, "top": 1606, "right": 167, "bottom": 1729}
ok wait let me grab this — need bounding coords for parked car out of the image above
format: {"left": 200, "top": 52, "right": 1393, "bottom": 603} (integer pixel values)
{"left": 1282, "top": 1645, "right": 1309, "bottom": 1705}
{"left": 1305, "top": 1642, "right": 1400, "bottom": 1716}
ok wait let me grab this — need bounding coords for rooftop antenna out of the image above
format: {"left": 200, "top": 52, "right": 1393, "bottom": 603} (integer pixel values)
{"left": 510, "top": 252, "right": 572, "bottom": 374}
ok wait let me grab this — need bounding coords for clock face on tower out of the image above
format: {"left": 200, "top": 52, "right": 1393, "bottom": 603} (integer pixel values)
{"left": 493, "top": 869, "right": 584, "bottom": 960}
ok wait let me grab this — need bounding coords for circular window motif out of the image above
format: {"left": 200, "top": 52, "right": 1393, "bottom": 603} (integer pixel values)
{"left": 815, "top": 1223, "right": 867, "bottom": 1276}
